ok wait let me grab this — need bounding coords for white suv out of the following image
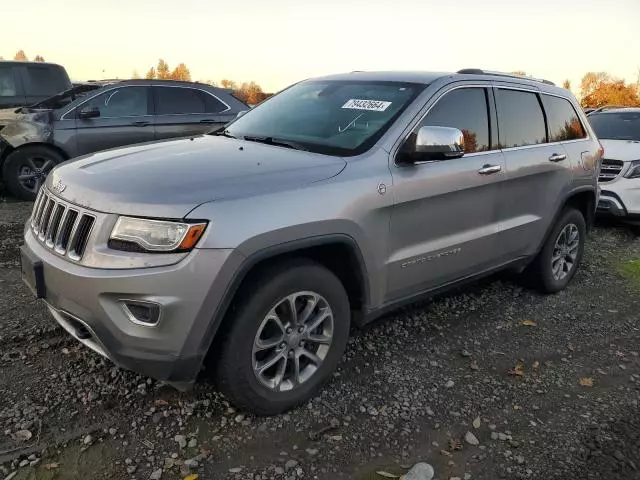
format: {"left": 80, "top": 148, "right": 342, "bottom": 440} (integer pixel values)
{"left": 589, "top": 107, "right": 640, "bottom": 229}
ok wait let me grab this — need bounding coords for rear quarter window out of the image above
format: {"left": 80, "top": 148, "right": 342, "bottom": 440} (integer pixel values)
{"left": 542, "top": 95, "right": 587, "bottom": 141}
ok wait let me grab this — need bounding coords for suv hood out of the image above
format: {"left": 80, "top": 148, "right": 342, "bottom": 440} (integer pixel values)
{"left": 48, "top": 135, "right": 347, "bottom": 218}
{"left": 600, "top": 139, "right": 640, "bottom": 162}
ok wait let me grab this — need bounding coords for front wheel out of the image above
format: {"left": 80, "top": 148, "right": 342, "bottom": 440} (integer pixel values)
{"left": 523, "top": 207, "right": 586, "bottom": 293}
{"left": 2, "top": 146, "right": 64, "bottom": 201}
{"left": 215, "top": 260, "right": 351, "bottom": 415}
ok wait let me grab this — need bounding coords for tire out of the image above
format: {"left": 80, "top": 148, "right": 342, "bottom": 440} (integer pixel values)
{"left": 524, "top": 207, "right": 586, "bottom": 293}
{"left": 215, "top": 260, "right": 351, "bottom": 415}
{"left": 2, "top": 146, "right": 64, "bottom": 201}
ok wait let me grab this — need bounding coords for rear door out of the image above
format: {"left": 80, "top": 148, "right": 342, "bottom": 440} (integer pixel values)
{"left": 153, "top": 86, "right": 230, "bottom": 140}
{"left": 386, "top": 85, "right": 507, "bottom": 301}
{"left": 0, "top": 65, "right": 26, "bottom": 109}
{"left": 72, "top": 86, "right": 154, "bottom": 156}
{"left": 21, "top": 64, "right": 71, "bottom": 105}
{"left": 493, "top": 86, "right": 575, "bottom": 260}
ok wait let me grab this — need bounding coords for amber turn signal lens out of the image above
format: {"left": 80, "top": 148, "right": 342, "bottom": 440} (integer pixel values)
{"left": 178, "top": 224, "right": 207, "bottom": 250}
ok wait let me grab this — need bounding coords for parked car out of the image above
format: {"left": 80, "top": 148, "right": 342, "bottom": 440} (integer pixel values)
{"left": 20, "top": 69, "right": 600, "bottom": 414}
{"left": 587, "top": 107, "right": 640, "bottom": 230}
{"left": 0, "top": 60, "right": 72, "bottom": 113}
{"left": 0, "top": 79, "right": 248, "bottom": 200}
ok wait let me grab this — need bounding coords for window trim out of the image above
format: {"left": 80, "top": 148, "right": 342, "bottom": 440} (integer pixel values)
{"left": 392, "top": 84, "right": 499, "bottom": 166}
{"left": 61, "top": 85, "right": 153, "bottom": 120}
{"left": 152, "top": 85, "right": 231, "bottom": 116}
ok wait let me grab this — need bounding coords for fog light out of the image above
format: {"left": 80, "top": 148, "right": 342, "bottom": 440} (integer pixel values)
{"left": 122, "top": 301, "right": 161, "bottom": 326}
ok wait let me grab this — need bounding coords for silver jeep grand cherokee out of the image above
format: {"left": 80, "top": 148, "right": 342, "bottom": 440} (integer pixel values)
{"left": 21, "top": 69, "right": 601, "bottom": 415}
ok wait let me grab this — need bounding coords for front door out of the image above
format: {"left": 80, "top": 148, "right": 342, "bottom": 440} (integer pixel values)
{"left": 73, "top": 85, "right": 154, "bottom": 156}
{"left": 386, "top": 86, "right": 505, "bottom": 302}
{"left": 153, "top": 86, "right": 229, "bottom": 141}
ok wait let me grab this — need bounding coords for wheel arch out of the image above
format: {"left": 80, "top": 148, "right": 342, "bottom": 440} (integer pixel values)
{"left": 535, "top": 186, "right": 596, "bottom": 257}
{"left": 0, "top": 141, "right": 70, "bottom": 169}
{"left": 199, "top": 235, "right": 371, "bottom": 367}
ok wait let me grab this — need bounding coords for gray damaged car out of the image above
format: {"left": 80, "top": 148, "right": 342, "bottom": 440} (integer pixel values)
{"left": 0, "top": 79, "right": 248, "bottom": 200}
{"left": 21, "top": 69, "right": 600, "bottom": 415}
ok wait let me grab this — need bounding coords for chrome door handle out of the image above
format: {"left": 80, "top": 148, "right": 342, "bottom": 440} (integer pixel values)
{"left": 478, "top": 164, "right": 502, "bottom": 175}
{"left": 549, "top": 153, "right": 567, "bottom": 162}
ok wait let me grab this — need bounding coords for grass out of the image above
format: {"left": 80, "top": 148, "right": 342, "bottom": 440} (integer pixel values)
{"left": 618, "top": 258, "right": 640, "bottom": 285}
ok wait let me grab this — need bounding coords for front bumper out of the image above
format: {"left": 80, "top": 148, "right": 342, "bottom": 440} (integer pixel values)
{"left": 597, "top": 176, "right": 640, "bottom": 224}
{"left": 22, "top": 226, "right": 238, "bottom": 385}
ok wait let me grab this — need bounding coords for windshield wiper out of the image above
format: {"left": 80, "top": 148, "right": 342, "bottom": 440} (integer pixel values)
{"left": 212, "top": 129, "right": 237, "bottom": 139}
{"left": 242, "top": 136, "right": 308, "bottom": 151}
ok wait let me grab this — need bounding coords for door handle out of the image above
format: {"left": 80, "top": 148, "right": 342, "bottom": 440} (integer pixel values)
{"left": 478, "top": 164, "right": 502, "bottom": 175}
{"left": 549, "top": 153, "right": 567, "bottom": 162}
{"left": 132, "top": 121, "right": 150, "bottom": 127}
{"left": 199, "top": 119, "right": 217, "bottom": 124}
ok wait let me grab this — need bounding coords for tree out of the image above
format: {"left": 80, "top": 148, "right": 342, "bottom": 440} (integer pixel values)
{"left": 237, "top": 81, "right": 265, "bottom": 104}
{"left": 562, "top": 79, "right": 571, "bottom": 91}
{"left": 170, "top": 63, "right": 191, "bottom": 81}
{"left": 14, "top": 50, "right": 28, "bottom": 61}
{"left": 34, "top": 55, "right": 45, "bottom": 62}
{"left": 145, "top": 67, "right": 156, "bottom": 79}
{"left": 511, "top": 71, "right": 527, "bottom": 76}
{"left": 132, "top": 70, "right": 141, "bottom": 79}
{"left": 220, "top": 79, "right": 238, "bottom": 90}
{"left": 156, "top": 59, "right": 170, "bottom": 80}
{"left": 580, "top": 72, "right": 640, "bottom": 108}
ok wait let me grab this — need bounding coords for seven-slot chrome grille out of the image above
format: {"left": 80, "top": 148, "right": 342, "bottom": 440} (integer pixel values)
{"left": 30, "top": 189, "right": 95, "bottom": 261}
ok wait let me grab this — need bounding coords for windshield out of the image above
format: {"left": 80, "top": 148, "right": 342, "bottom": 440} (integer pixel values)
{"left": 223, "top": 80, "right": 425, "bottom": 156}
{"left": 588, "top": 111, "right": 640, "bottom": 141}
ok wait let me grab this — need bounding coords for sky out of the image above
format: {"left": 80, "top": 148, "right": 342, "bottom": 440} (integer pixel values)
{"left": 2, "top": 0, "right": 639, "bottom": 94}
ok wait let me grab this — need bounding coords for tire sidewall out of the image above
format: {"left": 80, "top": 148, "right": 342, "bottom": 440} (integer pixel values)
{"left": 539, "top": 209, "right": 586, "bottom": 292}
{"left": 2, "top": 147, "right": 63, "bottom": 201}
{"left": 219, "top": 263, "right": 351, "bottom": 414}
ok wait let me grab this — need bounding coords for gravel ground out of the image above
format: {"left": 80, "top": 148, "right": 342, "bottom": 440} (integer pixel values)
{"left": 1, "top": 198, "right": 639, "bottom": 480}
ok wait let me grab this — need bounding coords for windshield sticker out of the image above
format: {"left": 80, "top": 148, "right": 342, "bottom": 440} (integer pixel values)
{"left": 341, "top": 99, "right": 392, "bottom": 112}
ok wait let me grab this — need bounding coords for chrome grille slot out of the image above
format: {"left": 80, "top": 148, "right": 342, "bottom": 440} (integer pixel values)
{"left": 38, "top": 198, "right": 55, "bottom": 239}
{"left": 29, "top": 188, "right": 97, "bottom": 262}
{"left": 599, "top": 159, "right": 624, "bottom": 183}
{"left": 45, "top": 204, "right": 65, "bottom": 247}
{"left": 55, "top": 209, "right": 78, "bottom": 253}
{"left": 69, "top": 215, "right": 95, "bottom": 260}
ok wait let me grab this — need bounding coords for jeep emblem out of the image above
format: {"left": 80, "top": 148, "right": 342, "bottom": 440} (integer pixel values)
{"left": 53, "top": 179, "right": 67, "bottom": 194}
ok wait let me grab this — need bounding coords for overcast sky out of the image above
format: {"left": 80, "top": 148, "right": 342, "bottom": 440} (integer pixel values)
{"left": 3, "top": 0, "right": 639, "bottom": 93}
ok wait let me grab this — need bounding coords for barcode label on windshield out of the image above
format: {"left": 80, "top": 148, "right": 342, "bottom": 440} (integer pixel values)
{"left": 341, "top": 99, "right": 392, "bottom": 112}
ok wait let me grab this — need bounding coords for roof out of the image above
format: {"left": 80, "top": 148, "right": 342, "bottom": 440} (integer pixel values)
{"left": 312, "top": 71, "right": 452, "bottom": 84}
{"left": 306, "top": 69, "right": 563, "bottom": 93}
{"left": 588, "top": 106, "right": 640, "bottom": 114}
{"left": 0, "top": 60, "right": 64, "bottom": 68}
{"left": 81, "top": 78, "right": 227, "bottom": 90}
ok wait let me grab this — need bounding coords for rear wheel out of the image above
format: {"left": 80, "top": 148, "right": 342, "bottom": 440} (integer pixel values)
{"left": 2, "top": 146, "right": 64, "bottom": 200}
{"left": 523, "top": 207, "right": 586, "bottom": 293}
{"left": 215, "top": 260, "right": 351, "bottom": 415}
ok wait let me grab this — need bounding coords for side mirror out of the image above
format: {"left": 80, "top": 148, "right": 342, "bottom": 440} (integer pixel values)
{"left": 236, "top": 110, "right": 248, "bottom": 119}
{"left": 78, "top": 106, "right": 100, "bottom": 120}
{"left": 398, "top": 126, "right": 465, "bottom": 164}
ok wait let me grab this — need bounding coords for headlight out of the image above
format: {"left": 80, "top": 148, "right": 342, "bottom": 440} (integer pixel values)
{"left": 624, "top": 160, "right": 640, "bottom": 179}
{"left": 109, "top": 217, "right": 207, "bottom": 253}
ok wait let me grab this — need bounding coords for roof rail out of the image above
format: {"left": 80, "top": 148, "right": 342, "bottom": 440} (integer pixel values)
{"left": 457, "top": 68, "right": 555, "bottom": 86}
{"left": 587, "top": 105, "right": 632, "bottom": 115}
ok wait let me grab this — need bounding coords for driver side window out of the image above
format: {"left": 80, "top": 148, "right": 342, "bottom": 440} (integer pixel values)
{"left": 418, "top": 88, "right": 491, "bottom": 153}
{"left": 81, "top": 86, "right": 150, "bottom": 118}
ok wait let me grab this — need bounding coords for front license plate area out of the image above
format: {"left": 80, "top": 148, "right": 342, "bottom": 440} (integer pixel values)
{"left": 20, "top": 245, "right": 46, "bottom": 299}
